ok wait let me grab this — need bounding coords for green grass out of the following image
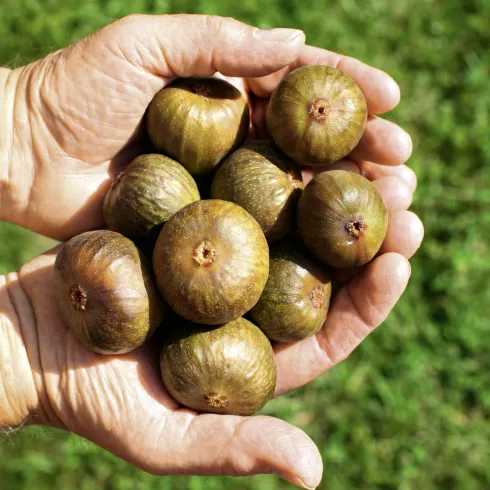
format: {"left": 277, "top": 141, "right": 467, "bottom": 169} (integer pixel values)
{"left": 1, "top": 0, "right": 489, "bottom": 488}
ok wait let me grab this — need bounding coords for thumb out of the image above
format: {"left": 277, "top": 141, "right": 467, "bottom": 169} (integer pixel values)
{"left": 115, "top": 412, "right": 323, "bottom": 489}
{"left": 101, "top": 14, "right": 305, "bottom": 78}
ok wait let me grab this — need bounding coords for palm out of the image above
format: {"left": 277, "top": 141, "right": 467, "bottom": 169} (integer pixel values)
{"left": 22, "top": 251, "right": 322, "bottom": 483}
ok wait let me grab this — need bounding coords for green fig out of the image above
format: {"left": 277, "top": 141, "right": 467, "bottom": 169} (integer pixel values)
{"left": 147, "top": 77, "right": 250, "bottom": 176}
{"left": 297, "top": 170, "right": 388, "bottom": 268}
{"left": 249, "top": 244, "right": 332, "bottom": 342}
{"left": 153, "top": 200, "right": 269, "bottom": 324}
{"left": 211, "top": 140, "right": 303, "bottom": 241}
{"left": 54, "top": 230, "right": 165, "bottom": 354}
{"left": 161, "top": 317, "right": 276, "bottom": 415}
{"left": 268, "top": 65, "right": 368, "bottom": 166}
{"left": 103, "top": 154, "right": 200, "bottom": 245}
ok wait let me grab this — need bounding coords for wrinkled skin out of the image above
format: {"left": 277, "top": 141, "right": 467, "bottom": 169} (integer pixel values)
{"left": 0, "top": 14, "right": 423, "bottom": 489}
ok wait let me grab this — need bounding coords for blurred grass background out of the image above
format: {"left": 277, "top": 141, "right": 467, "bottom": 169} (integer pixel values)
{"left": 1, "top": 0, "right": 489, "bottom": 488}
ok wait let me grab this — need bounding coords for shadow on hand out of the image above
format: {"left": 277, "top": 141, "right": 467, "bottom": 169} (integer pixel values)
{"left": 12, "top": 249, "right": 178, "bottom": 432}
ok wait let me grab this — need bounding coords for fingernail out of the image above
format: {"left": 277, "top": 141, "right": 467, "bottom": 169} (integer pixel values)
{"left": 254, "top": 28, "right": 305, "bottom": 44}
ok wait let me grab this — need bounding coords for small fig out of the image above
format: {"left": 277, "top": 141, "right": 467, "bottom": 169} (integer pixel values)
{"left": 268, "top": 65, "right": 368, "bottom": 166}
{"left": 249, "top": 244, "right": 332, "bottom": 342}
{"left": 161, "top": 317, "right": 276, "bottom": 415}
{"left": 297, "top": 170, "right": 388, "bottom": 268}
{"left": 103, "top": 154, "right": 200, "bottom": 245}
{"left": 153, "top": 200, "right": 269, "bottom": 325}
{"left": 147, "top": 77, "right": 250, "bottom": 176}
{"left": 211, "top": 140, "right": 303, "bottom": 241}
{"left": 54, "top": 230, "right": 165, "bottom": 354}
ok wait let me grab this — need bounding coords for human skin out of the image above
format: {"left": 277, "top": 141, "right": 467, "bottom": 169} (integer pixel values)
{"left": 0, "top": 14, "right": 423, "bottom": 489}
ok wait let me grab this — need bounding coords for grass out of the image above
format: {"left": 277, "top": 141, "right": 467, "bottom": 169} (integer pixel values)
{"left": 1, "top": 0, "right": 489, "bottom": 488}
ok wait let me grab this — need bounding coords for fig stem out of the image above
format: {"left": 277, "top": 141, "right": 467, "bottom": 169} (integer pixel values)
{"left": 192, "top": 84, "right": 211, "bottom": 97}
{"left": 287, "top": 170, "right": 302, "bottom": 189}
{"left": 193, "top": 240, "right": 219, "bottom": 266}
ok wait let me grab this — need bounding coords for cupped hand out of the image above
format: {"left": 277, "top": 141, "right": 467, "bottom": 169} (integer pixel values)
{"left": 2, "top": 13, "right": 425, "bottom": 488}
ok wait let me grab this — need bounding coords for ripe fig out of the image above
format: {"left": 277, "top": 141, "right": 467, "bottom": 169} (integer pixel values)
{"left": 161, "top": 317, "right": 276, "bottom": 415}
{"left": 147, "top": 77, "right": 250, "bottom": 176}
{"left": 297, "top": 170, "right": 388, "bottom": 268}
{"left": 249, "top": 244, "right": 332, "bottom": 342}
{"left": 54, "top": 230, "right": 165, "bottom": 354}
{"left": 103, "top": 154, "right": 200, "bottom": 245}
{"left": 268, "top": 65, "right": 368, "bottom": 166}
{"left": 211, "top": 140, "right": 303, "bottom": 242}
{"left": 153, "top": 200, "right": 269, "bottom": 325}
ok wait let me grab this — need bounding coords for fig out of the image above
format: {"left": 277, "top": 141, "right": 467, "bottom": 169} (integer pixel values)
{"left": 267, "top": 65, "right": 368, "bottom": 166}
{"left": 161, "top": 317, "right": 276, "bottom": 415}
{"left": 153, "top": 200, "right": 269, "bottom": 324}
{"left": 211, "top": 140, "right": 303, "bottom": 241}
{"left": 297, "top": 170, "right": 388, "bottom": 268}
{"left": 103, "top": 154, "right": 200, "bottom": 245}
{"left": 249, "top": 244, "right": 332, "bottom": 342}
{"left": 54, "top": 230, "right": 165, "bottom": 354}
{"left": 147, "top": 77, "right": 250, "bottom": 176}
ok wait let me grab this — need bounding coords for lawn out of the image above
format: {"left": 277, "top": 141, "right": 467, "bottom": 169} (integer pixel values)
{"left": 0, "top": 0, "right": 489, "bottom": 489}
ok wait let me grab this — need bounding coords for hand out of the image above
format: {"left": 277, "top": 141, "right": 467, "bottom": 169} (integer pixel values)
{"left": 0, "top": 13, "right": 424, "bottom": 489}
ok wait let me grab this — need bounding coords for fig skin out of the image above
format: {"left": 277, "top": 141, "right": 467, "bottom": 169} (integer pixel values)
{"left": 153, "top": 199, "right": 269, "bottom": 325}
{"left": 210, "top": 140, "right": 304, "bottom": 242}
{"left": 249, "top": 244, "right": 332, "bottom": 342}
{"left": 54, "top": 230, "right": 165, "bottom": 355}
{"left": 161, "top": 317, "right": 276, "bottom": 415}
{"left": 147, "top": 77, "right": 250, "bottom": 176}
{"left": 103, "top": 154, "right": 200, "bottom": 245}
{"left": 267, "top": 65, "right": 368, "bottom": 166}
{"left": 297, "top": 170, "right": 388, "bottom": 268}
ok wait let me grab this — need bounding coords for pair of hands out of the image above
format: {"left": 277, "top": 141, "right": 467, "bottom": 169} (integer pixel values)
{"left": 0, "top": 14, "right": 423, "bottom": 489}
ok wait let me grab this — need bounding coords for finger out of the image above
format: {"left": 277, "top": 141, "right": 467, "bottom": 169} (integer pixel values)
{"left": 301, "top": 159, "right": 361, "bottom": 184}
{"left": 379, "top": 210, "right": 424, "bottom": 259}
{"left": 302, "top": 164, "right": 414, "bottom": 212}
{"left": 248, "top": 44, "right": 400, "bottom": 114}
{"left": 373, "top": 176, "right": 413, "bottom": 211}
{"left": 274, "top": 253, "right": 411, "bottom": 395}
{"left": 349, "top": 116, "right": 413, "bottom": 166}
{"left": 107, "top": 14, "right": 305, "bottom": 79}
{"left": 122, "top": 412, "right": 322, "bottom": 489}
{"left": 359, "top": 161, "right": 417, "bottom": 192}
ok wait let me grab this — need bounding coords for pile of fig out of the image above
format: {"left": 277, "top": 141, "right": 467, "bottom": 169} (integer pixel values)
{"left": 54, "top": 66, "right": 388, "bottom": 416}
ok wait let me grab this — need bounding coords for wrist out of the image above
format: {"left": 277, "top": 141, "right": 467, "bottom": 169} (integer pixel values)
{"left": 0, "top": 273, "right": 45, "bottom": 428}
